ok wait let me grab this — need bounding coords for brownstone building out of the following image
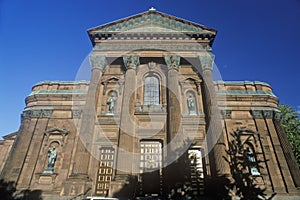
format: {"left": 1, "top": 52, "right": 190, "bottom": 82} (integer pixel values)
{"left": 1, "top": 9, "right": 300, "bottom": 199}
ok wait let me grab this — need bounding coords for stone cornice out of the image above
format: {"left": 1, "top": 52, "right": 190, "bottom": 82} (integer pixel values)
{"left": 94, "top": 41, "right": 212, "bottom": 52}
{"left": 88, "top": 10, "right": 216, "bottom": 36}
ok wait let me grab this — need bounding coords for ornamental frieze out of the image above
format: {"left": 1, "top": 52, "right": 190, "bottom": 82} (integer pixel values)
{"left": 94, "top": 43, "right": 211, "bottom": 51}
{"left": 22, "top": 109, "right": 53, "bottom": 119}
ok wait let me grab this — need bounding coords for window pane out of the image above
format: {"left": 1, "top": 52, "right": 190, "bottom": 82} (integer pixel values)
{"left": 144, "top": 76, "right": 159, "bottom": 105}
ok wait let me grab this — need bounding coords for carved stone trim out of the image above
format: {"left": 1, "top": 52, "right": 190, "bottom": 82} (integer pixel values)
{"left": 251, "top": 110, "right": 263, "bottom": 119}
{"left": 89, "top": 54, "right": 107, "bottom": 71}
{"left": 274, "top": 111, "right": 282, "bottom": 120}
{"left": 134, "top": 104, "right": 166, "bottom": 113}
{"left": 44, "top": 128, "right": 69, "bottom": 148}
{"left": 179, "top": 78, "right": 202, "bottom": 95}
{"left": 163, "top": 54, "right": 181, "bottom": 71}
{"left": 72, "top": 110, "right": 82, "bottom": 119}
{"left": 94, "top": 42, "right": 211, "bottom": 51}
{"left": 148, "top": 61, "right": 156, "bottom": 70}
{"left": 123, "top": 54, "right": 140, "bottom": 70}
{"left": 35, "top": 173, "right": 57, "bottom": 185}
{"left": 263, "top": 110, "right": 273, "bottom": 119}
{"left": 22, "top": 109, "right": 53, "bottom": 119}
{"left": 221, "top": 110, "right": 232, "bottom": 119}
{"left": 101, "top": 76, "right": 120, "bottom": 95}
{"left": 198, "top": 53, "right": 215, "bottom": 71}
{"left": 44, "top": 127, "right": 69, "bottom": 137}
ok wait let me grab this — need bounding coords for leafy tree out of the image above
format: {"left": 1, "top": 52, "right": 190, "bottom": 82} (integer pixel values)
{"left": 278, "top": 104, "right": 300, "bottom": 167}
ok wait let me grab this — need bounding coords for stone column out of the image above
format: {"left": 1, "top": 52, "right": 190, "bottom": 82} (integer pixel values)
{"left": 71, "top": 54, "right": 107, "bottom": 178}
{"left": 116, "top": 54, "right": 139, "bottom": 175}
{"left": 164, "top": 54, "right": 183, "bottom": 153}
{"left": 198, "top": 53, "right": 228, "bottom": 177}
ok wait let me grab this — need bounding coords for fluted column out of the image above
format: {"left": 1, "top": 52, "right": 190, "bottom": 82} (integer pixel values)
{"left": 72, "top": 54, "right": 107, "bottom": 177}
{"left": 116, "top": 54, "right": 139, "bottom": 175}
{"left": 164, "top": 54, "right": 183, "bottom": 154}
{"left": 199, "top": 53, "right": 228, "bottom": 177}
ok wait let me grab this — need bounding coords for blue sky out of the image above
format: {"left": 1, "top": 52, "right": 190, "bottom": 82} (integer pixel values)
{"left": 1, "top": 0, "right": 300, "bottom": 138}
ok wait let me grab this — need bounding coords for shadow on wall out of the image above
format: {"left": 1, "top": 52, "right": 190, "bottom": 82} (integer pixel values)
{"left": 0, "top": 179, "right": 43, "bottom": 200}
{"left": 206, "top": 128, "right": 277, "bottom": 200}
{"left": 112, "top": 139, "right": 206, "bottom": 199}
{"left": 108, "top": 131, "right": 279, "bottom": 199}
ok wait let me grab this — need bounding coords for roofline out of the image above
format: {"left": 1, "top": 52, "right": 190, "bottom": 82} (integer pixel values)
{"left": 3, "top": 131, "right": 18, "bottom": 140}
{"left": 87, "top": 9, "right": 217, "bottom": 34}
{"left": 214, "top": 80, "right": 271, "bottom": 87}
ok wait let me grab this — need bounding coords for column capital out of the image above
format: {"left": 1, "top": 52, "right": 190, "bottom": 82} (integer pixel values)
{"left": 163, "top": 54, "right": 181, "bottom": 71}
{"left": 198, "top": 53, "right": 215, "bottom": 71}
{"left": 123, "top": 54, "right": 140, "bottom": 70}
{"left": 89, "top": 54, "right": 107, "bottom": 71}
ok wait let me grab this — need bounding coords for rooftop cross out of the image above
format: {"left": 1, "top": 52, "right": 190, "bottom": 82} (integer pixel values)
{"left": 149, "top": 7, "right": 156, "bottom": 12}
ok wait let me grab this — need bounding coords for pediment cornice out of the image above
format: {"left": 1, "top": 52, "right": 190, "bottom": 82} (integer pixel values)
{"left": 88, "top": 10, "right": 216, "bottom": 37}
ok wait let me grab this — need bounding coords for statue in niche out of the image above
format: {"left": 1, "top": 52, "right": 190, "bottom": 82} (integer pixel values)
{"left": 47, "top": 146, "right": 57, "bottom": 168}
{"left": 187, "top": 94, "right": 196, "bottom": 115}
{"left": 43, "top": 145, "right": 57, "bottom": 174}
{"left": 245, "top": 147, "right": 260, "bottom": 176}
{"left": 107, "top": 92, "right": 117, "bottom": 114}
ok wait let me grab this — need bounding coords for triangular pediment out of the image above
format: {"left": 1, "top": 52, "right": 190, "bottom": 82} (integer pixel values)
{"left": 88, "top": 9, "right": 216, "bottom": 35}
{"left": 44, "top": 127, "right": 69, "bottom": 136}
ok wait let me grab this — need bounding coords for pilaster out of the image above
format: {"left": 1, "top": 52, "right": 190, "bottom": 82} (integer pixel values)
{"left": 272, "top": 112, "right": 300, "bottom": 191}
{"left": 251, "top": 110, "right": 284, "bottom": 193}
{"left": 116, "top": 54, "right": 139, "bottom": 176}
{"left": 163, "top": 54, "right": 183, "bottom": 152}
{"left": 198, "top": 53, "right": 228, "bottom": 177}
{"left": 17, "top": 118, "right": 49, "bottom": 189}
{"left": 1, "top": 118, "right": 38, "bottom": 183}
{"left": 71, "top": 54, "right": 107, "bottom": 178}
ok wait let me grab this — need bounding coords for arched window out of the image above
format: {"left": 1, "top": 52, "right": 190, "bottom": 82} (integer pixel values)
{"left": 144, "top": 76, "right": 160, "bottom": 105}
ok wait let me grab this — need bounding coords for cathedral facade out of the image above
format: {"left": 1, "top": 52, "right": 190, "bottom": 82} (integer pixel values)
{"left": 1, "top": 9, "right": 300, "bottom": 199}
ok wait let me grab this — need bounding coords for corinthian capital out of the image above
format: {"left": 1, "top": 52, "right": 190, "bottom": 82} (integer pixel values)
{"left": 123, "top": 54, "right": 140, "bottom": 70}
{"left": 89, "top": 54, "right": 107, "bottom": 71}
{"left": 198, "top": 53, "right": 215, "bottom": 71}
{"left": 164, "top": 54, "right": 181, "bottom": 71}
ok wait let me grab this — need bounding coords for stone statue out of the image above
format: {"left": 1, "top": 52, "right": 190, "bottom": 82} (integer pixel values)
{"left": 47, "top": 147, "right": 57, "bottom": 168}
{"left": 187, "top": 94, "right": 196, "bottom": 115}
{"left": 107, "top": 93, "right": 117, "bottom": 114}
